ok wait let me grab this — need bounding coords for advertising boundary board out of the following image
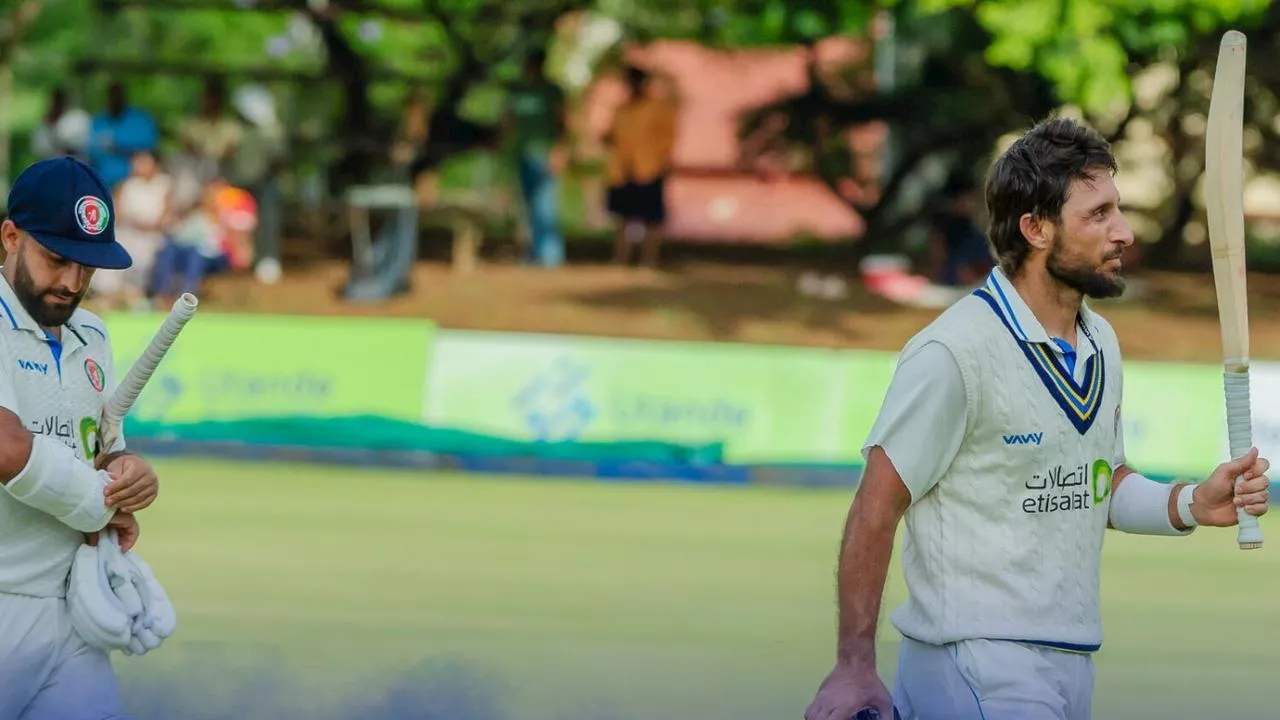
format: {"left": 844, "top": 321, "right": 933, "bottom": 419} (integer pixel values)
{"left": 102, "top": 311, "right": 1279, "bottom": 500}
{"left": 104, "top": 312, "right": 436, "bottom": 423}
{"left": 421, "top": 328, "right": 892, "bottom": 465}
{"left": 420, "top": 329, "right": 1259, "bottom": 480}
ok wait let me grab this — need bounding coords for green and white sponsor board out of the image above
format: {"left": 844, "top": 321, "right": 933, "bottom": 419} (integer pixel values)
{"left": 99, "top": 309, "right": 1280, "bottom": 479}
{"left": 106, "top": 313, "right": 435, "bottom": 423}
{"left": 422, "top": 330, "right": 893, "bottom": 464}
{"left": 425, "top": 328, "right": 1276, "bottom": 474}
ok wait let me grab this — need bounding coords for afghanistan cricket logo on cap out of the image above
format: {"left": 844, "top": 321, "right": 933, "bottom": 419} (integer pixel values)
{"left": 74, "top": 196, "right": 110, "bottom": 236}
{"left": 84, "top": 358, "right": 105, "bottom": 393}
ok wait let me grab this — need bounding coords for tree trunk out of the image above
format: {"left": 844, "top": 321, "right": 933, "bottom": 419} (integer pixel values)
{"left": 308, "top": 9, "right": 374, "bottom": 189}
{"left": 1140, "top": 53, "right": 1203, "bottom": 270}
{"left": 1146, "top": 189, "right": 1196, "bottom": 269}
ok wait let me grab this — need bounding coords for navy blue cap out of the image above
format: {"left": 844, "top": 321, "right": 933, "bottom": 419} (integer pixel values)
{"left": 5, "top": 156, "right": 132, "bottom": 270}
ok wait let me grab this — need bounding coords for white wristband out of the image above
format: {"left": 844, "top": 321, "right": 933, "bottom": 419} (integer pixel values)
{"left": 4, "top": 436, "right": 114, "bottom": 533}
{"left": 1176, "top": 484, "right": 1198, "bottom": 529}
{"left": 1109, "top": 472, "right": 1193, "bottom": 536}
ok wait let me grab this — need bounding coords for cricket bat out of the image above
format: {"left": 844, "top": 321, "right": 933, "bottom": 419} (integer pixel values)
{"left": 1204, "top": 29, "right": 1263, "bottom": 550}
{"left": 95, "top": 293, "right": 200, "bottom": 458}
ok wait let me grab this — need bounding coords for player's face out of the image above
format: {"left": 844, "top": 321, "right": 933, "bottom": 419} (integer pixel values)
{"left": 1046, "top": 170, "right": 1134, "bottom": 299}
{"left": 8, "top": 234, "right": 94, "bottom": 328}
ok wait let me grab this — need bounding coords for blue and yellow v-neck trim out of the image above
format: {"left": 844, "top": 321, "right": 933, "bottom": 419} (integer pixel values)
{"left": 973, "top": 286, "right": 1106, "bottom": 436}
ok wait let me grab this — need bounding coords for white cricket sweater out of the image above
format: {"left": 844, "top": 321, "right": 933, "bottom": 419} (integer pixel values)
{"left": 889, "top": 288, "right": 1123, "bottom": 652}
{"left": 0, "top": 273, "right": 124, "bottom": 597}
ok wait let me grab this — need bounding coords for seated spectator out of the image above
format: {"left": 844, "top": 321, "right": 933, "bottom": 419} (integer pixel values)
{"left": 151, "top": 178, "right": 255, "bottom": 307}
{"left": 228, "top": 84, "right": 287, "bottom": 285}
{"left": 179, "top": 76, "right": 244, "bottom": 184}
{"left": 30, "top": 87, "right": 91, "bottom": 161}
{"left": 88, "top": 82, "right": 159, "bottom": 191}
{"left": 90, "top": 150, "right": 174, "bottom": 311}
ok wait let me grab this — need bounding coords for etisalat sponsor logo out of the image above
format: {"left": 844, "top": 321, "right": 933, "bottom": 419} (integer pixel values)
{"left": 1022, "top": 459, "right": 1112, "bottom": 514}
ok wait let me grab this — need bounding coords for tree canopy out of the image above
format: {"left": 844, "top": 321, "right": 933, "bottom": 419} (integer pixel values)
{"left": 4, "top": 0, "right": 1279, "bottom": 267}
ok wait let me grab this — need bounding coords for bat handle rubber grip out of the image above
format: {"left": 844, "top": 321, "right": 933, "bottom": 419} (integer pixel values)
{"left": 853, "top": 708, "right": 902, "bottom": 720}
{"left": 1225, "top": 370, "right": 1264, "bottom": 549}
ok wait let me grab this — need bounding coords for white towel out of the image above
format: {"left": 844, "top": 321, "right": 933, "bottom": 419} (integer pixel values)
{"left": 67, "top": 528, "right": 177, "bottom": 656}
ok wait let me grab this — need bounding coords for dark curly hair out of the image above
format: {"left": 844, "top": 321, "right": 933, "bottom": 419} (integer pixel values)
{"left": 984, "top": 117, "right": 1117, "bottom": 276}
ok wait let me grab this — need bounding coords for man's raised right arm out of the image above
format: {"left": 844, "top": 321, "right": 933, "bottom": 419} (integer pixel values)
{"left": 0, "top": 408, "right": 115, "bottom": 534}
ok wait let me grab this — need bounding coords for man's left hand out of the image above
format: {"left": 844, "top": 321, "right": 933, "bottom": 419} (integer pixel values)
{"left": 1192, "top": 447, "right": 1270, "bottom": 526}
{"left": 86, "top": 512, "right": 141, "bottom": 553}
{"left": 98, "top": 453, "right": 160, "bottom": 513}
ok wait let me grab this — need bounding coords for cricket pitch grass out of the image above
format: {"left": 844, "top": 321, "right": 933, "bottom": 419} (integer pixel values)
{"left": 117, "top": 459, "right": 1280, "bottom": 719}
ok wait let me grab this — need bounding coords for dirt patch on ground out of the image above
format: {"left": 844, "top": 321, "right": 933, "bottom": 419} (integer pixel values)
{"left": 168, "top": 258, "right": 1280, "bottom": 364}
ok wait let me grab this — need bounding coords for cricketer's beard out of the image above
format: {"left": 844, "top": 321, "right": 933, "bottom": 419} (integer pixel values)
{"left": 11, "top": 246, "right": 86, "bottom": 328}
{"left": 1046, "top": 238, "right": 1126, "bottom": 300}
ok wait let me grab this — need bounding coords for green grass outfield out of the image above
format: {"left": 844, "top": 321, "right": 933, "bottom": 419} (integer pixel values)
{"left": 116, "top": 459, "right": 1280, "bottom": 719}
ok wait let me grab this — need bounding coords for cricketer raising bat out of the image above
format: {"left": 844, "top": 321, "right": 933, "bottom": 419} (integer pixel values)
{"left": 95, "top": 293, "right": 199, "bottom": 458}
{"left": 1204, "top": 29, "right": 1263, "bottom": 551}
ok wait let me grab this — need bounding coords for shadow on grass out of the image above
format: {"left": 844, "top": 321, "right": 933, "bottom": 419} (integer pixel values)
{"left": 120, "top": 651, "right": 628, "bottom": 720}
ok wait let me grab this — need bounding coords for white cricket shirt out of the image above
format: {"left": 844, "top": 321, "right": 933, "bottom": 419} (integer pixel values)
{"left": 865, "top": 267, "right": 1126, "bottom": 651}
{"left": 864, "top": 268, "right": 1126, "bottom": 501}
{"left": 0, "top": 271, "right": 123, "bottom": 597}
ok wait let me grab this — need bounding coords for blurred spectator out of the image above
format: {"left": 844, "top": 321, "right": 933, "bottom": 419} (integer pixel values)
{"left": 928, "top": 173, "right": 993, "bottom": 287}
{"left": 394, "top": 87, "right": 436, "bottom": 205}
{"left": 605, "top": 66, "right": 677, "bottom": 268}
{"left": 90, "top": 150, "right": 174, "bottom": 311}
{"left": 151, "top": 177, "right": 255, "bottom": 306}
{"left": 227, "top": 84, "right": 287, "bottom": 285}
{"left": 179, "top": 76, "right": 244, "bottom": 185}
{"left": 507, "top": 49, "right": 568, "bottom": 268}
{"left": 88, "top": 82, "right": 159, "bottom": 190}
{"left": 393, "top": 89, "right": 431, "bottom": 171}
{"left": 30, "top": 88, "right": 91, "bottom": 161}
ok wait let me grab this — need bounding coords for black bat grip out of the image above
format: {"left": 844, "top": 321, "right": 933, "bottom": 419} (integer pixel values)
{"left": 853, "top": 708, "right": 902, "bottom": 720}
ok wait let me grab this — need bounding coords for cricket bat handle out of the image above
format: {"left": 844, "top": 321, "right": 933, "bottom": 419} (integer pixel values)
{"left": 1224, "top": 368, "right": 1263, "bottom": 549}
{"left": 853, "top": 708, "right": 901, "bottom": 720}
{"left": 102, "top": 294, "right": 199, "bottom": 428}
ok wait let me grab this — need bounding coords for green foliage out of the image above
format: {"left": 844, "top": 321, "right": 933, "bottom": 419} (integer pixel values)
{"left": 6, "top": 0, "right": 1276, "bottom": 246}
{"left": 593, "top": 0, "right": 877, "bottom": 47}
{"left": 4, "top": 0, "right": 888, "bottom": 178}
{"left": 703, "top": 0, "right": 875, "bottom": 46}
{"left": 910, "top": 0, "right": 1269, "bottom": 115}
